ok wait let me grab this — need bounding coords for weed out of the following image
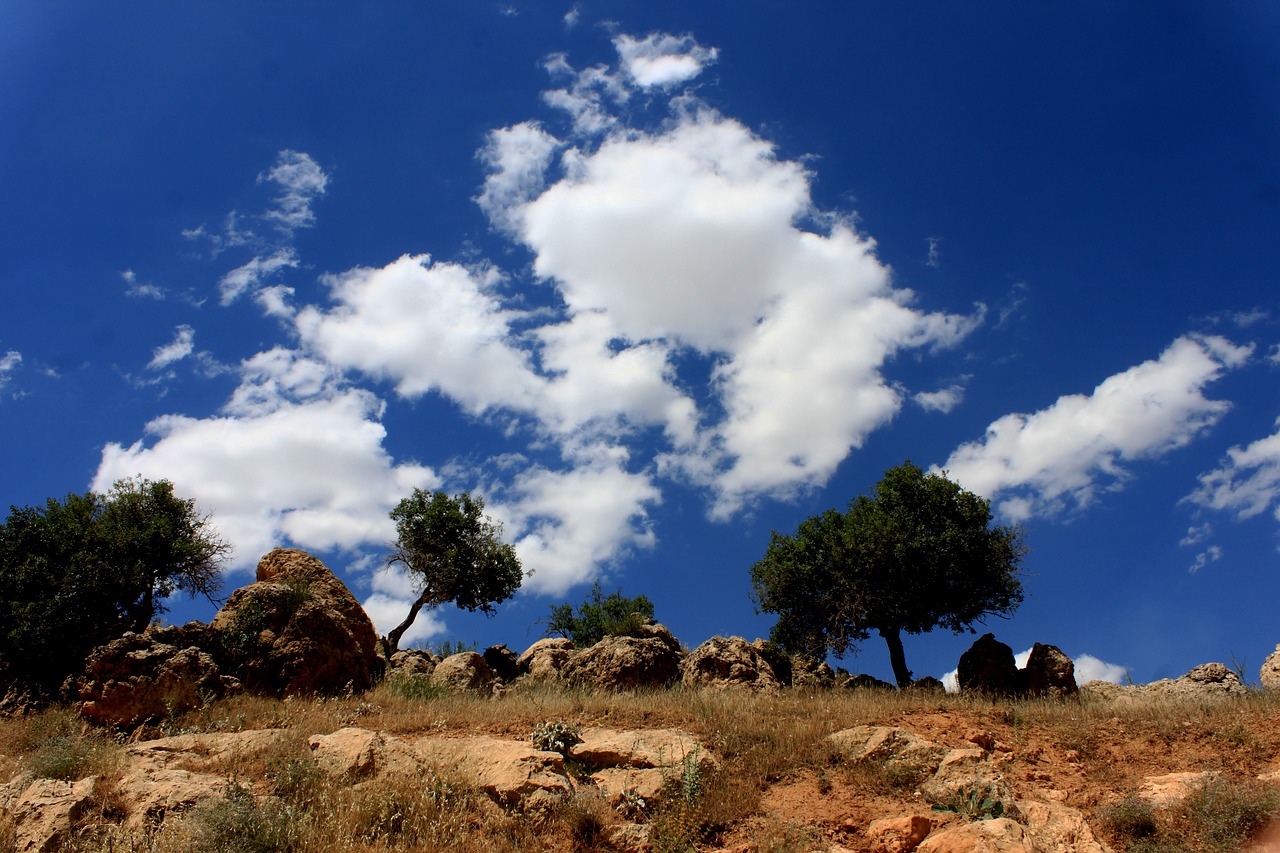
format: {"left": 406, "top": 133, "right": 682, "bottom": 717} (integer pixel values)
{"left": 931, "top": 787, "right": 1007, "bottom": 821}
{"left": 1099, "top": 795, "right": 1159, "bottom": 841}
{"left": 386, "top": 673, "right": 449, "bottom": 701}
{"left": 531, "top": 719, "right": 583, "bottom": 756}
{"left": 180, "top": 782, "right": 301, "bottom": 852}
{"left": 19, "top": 710, "right": 119, "bottom": 781}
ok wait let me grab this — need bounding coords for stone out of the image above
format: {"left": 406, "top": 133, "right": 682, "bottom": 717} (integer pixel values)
{"left": 517, "top": 638, "right": 575, "bottom": 683}
{"left": 865, "top": 814, "right": 932, "bottom": 853}
{"left": 430, "top": 652, "right": 495, "bottom": 692}
{"left": 914, "top": 817, "right": 1041, "bottom": 852}
{"left": 1137, "top": 771, "right": 1219, "bottom": 806}
{"left": 75, "top": 625, "right": 239, "bottom": 728}
{"left": 388, "top": 649, "right": 437, "bottom": 679}
{"left": 414, "top": 735, "right": 574, "bottom": 810}
{"left": 210, "top": 548, "right": 382, "bottom": 696}
{"left": 1141, "top": 663, "right": 1249, "bottom": 700}
{"left": 751, "top": 639, "right": 793, "bottom": 685}
{"left": 681, "top": 636, "right": 782, "bottom": 690}
{"left": 563, "top": 622, "right": 683, "bottom": 690}
{"left": 845, "top": 674, "right": 897, "bottom": 691}
{"left": 907, "top": 677, "right": 947, "bottom": 694}
{"left": 1016, "top": 800, "right": 1111, "bottom": 853}
{"left": 9, "top": 776, "right": 100, "bottom": 853}
{"left": 958, "top": 634, "right": 1019, "bottom": 697}
{"left": 920, "top": 747, "right": 1012, "bottom": 807}
{"left": 308, "top": 727, "right": 424, "bottom": 781}
{"left": 483, "top": 644, "right": 520, "bottom": 683}
{"left": 1020, "top": 644, "right": 1078, "bottom": 699}
{"left": 1261, "top": 645, "right": 1280, "bottom": 692}
{"left": 570, "top": 728, "right": 710, "bottom": 770}
{"left": 791, "top": 655, "right": 835, "bottom": 687}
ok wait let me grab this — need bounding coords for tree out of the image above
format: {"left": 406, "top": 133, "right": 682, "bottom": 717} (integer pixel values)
{"left": 383, "top": 489, "right": 524, "bottom": 653}
{"left": 545, "top": 581, "right": 656, "bottom": 647}
{"left": 0, "top": 478, "right": 227, "bottom": 692}
{"left": 750, "top": 462, "right": 1025, "bottom": 687}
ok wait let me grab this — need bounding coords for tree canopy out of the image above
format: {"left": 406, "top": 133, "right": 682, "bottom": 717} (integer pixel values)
{"left": 545, "top": 581, "right": 656, "bottom": 647}
{"left": 0, "top": 478, "right": 227, "bottom": 692}
{"left": 383, "top": 489, "right": 524, "bottom": 653}
{"left": 750, "top": 462, "right": 1025, "bottom": 687}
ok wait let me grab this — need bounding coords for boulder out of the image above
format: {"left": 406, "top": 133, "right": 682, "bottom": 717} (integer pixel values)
{"left": 430, "top": 652, "right": 495, "bottom": 692}
{"left": 914, "top": 817, "right": 1040, "bottom": 852}
{"left": 791, "top": 655, "right": 835, "bottom": 688}
{"left": 414, "top": 735, "right": 574, "bottom": 810}
{"left": 517, "top": 638, "right": 575, "bottom": 683}
{"left": 1261, "top": 645, "right": 1280, "bottom": 692}
{"left": 865, "top": 815, "right": 932, "bottom": 853}
{"left": 308, "top": 727, "right": 425, "bottom": 781}
{"left": 1016, "top": 800, "right": 1110, "bottom": 853}
{"left": 681, "top": 636, "right": 782, "bottom": 690}
{"left": 1141, "top": 663, "right": 1249, "bottom": 699}
{"left": 210, "top": 548, "right": 382, "bottom": 696}
{"left": 1020, "top": 643, "right": 1078, "bottom": 699}
{"left": 388, "top": 648, "right": 438, "bottom": 679}
{"left": 844, "top": 673, "right": 897, "bottom": 691}
{"left": 483, "top": 644, "right": 520, "bottom": 683}
{"left": 563, "top": 621, "right": 683, "bottom": 690}
{"left": 919, "top": 747, "right": 1013, "bottom": 808}
{"left": 75, "top": 625, "right": 239, "bottom": 728}
{"left": 825, "top": 726, "right": 946, "bottom": 775}
{"left": 957, "top": 634, "right": 1019, "bottom": 697}
{"left": 8, "top": 776, "right": 101, "bottom": 853}
{"left": 751, "top": 640, "right": 793, "bottom": 685}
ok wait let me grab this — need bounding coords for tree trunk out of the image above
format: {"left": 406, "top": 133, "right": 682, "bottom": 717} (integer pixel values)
{"left": 386, "top": 591, "right": 430, "bottom": 654}
{"left": 879, "top": 626, "right": 912, "bottom": 688}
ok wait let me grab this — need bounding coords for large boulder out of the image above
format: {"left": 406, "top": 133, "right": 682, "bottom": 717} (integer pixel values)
{"left": 957, "top": 634, "right": 1019, "bottom": 697}
{"left": 388, "top": 648, "right": 438, "bottom": 679}
{"left": 681, "top": 635, "right": 782, "bottom": 690}
{"left": 517, "top": 638, "right": 575, "bottom": 683}
{"left": 791, "top": 654, "right": 835, "bottom": 688}
{"left": 75, "top": 625, "right": 240, "bottom": 728}
{"left": 210, "top": 548, "right": 382, "bottom": 696}
{"left": 483, "top": 644, "right": 520, "bottom": 683}
{"left": 431, "top": 652, "right": 495, "bottom": 692}
{"left": 563, "top": 621, "right": 683, "bottom": 690}
{"left": 1261, "top": 645, "right": 1280, "bottom": 691}
{"left": 1141, "top": 663, "right": 1248, "bottom": 699}
{"left": 1019, "top": 643, "right": 1078, "bottom": 699}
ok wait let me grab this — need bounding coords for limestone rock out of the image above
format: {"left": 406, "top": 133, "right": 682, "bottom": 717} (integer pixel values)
{"left": 1017, "top": 800, "right": 1111, "bottom": 853}
{"left": 920, "top": 747, "right": 1012, "bottom": 807}
{"left": 1261, "top": 644, "right": 1280, "bottom": 691}
{"left": 483, "top": 644, "right": 520, "bottom": 683}
{"left": 9, "top": 776, "right": 100, "bottom": 853}
{"left": 563, "top": 622, "right": 683, "bottom": 690}
{"left": 75, "top": 625, "right": 239, "bottom": 728}
{"left": 958, "top": 634, "right": 1019, "bottom": 697}
{"left": 308, "top": 727, "right": 424, "bottom": 781}
{"left": 1020, "top": 644, "right": 1078, "bottom": 699}
{"left": 1137, "top": 771, "right": 1219, "bottom": 806}
{"left": 211, "top": 548, "right": 382, "bottom": 696}
{"left": 414, "top": 735, "right": 573, "bottom": 809}
{"left": 791, "top": 655, "right": 835, "bottom": 687}
{"left": 1142, "top": 663, "right": 1248, "bottom": 700}
{"left": 430, "top": 652, "right": 495, "bottom": 692}
{"left": 681, "top": 635, "right": 782, "bottom": 690}
{"left": 825, "top": 726, "right": 946, "bottom": 772}
{"left": 915, "top": 817, "right": 1042, "bottom": 852}
{"left": 570, "top": 728, "right": 710, "bottom": 770}
{"left": 388, "top": 649, "right": 437, "bottom": 679}
{"left": 517, "top": 638, "right": 575, "bottom": 683}
{"left": 865, "top": 814, "right": 932, "bottom": 853}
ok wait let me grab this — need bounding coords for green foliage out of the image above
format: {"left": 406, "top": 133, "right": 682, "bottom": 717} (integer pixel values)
{"left": 750, "top": 461, "right": 1025, "bottom": 686}
{"left": 651, "top": 748, "right": 709, "bottom": 852}
{"left": 184, "top": 783, "right": 301, "bottom": 853}
{"left": 384, "top": 490, "right": 523, "bottom": 652}
{"left": 931, "top": 787, "right": 1007, "bottom": 821}
{"left": 1102, "top": 778, "right": 1280, "bottom": 853}
{"left": 426, "top": 639, "right": 478, "bottom": 658}
{"left": 384, "top": 674, "right": 448, "bottom": 702}
{"left": 0, "top": 477, "right": 227, "bottom": 692}
{"left": 20, "top": 709, "right": 120, "bottom": 781}
{"left": 545, "top": 581, "right": 656, "bottom": 647}
{"left": 531, "top": 720, "right": 583, "bottom": 756}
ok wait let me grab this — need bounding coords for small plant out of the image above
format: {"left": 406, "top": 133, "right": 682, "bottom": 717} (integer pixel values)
{"left": 22, "top": 711, "right": 119, "bottom": 781}
{"left": 532, "top": 720, "right": 583, "bottom": 756}
{"left": 385, "top": 674, "right": 448, "bottom": 702}
{"left": 182, "top": 782, "right": 301, "bottom": 852}
{"left": 427, "top": 640, "right": 478, "bottom": 658}
{"left": 651, "top": 748, "right": 709, "bottom": 852}
{"left": 931, "top": 787, "right": 1006, "bottom": 821}
{"left": 1099, "top": 795, "right": 1158, "bottom": 842}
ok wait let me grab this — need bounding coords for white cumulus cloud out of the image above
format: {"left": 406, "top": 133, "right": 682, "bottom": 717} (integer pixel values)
{"left": 613, "top": 33, "right": 718, "bottom": 88}
{"left": 1185, "top": 416, "right": 1280, "bottom": 524}
{"left": 938, "top": 334, "right": 1252, "bottom": 520}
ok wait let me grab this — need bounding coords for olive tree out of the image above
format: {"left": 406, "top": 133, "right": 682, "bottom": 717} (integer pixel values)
{"left": 0, "top": 478, "right": 227, "bottom": 691}
{"left": 383, "top": 489, "right": 524, "bottom": 653}
{"left": 750, "top": 462, "right": 1026, "bottom": 687}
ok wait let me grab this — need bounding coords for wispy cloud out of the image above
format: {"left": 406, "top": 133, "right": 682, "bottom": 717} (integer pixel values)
{"left": 147, "top": 325, "right": 196, "bottom": 370}
{"left": 122, "top": 269, "right": 165, "bottom": 300}
{"left": 1185, "top": 415, "right": 1280, "bottom": 524}
{"left": 0, "top": 349, "right": 21, "bottom": 396}
{"left": 258, "top": 150, "right": 329, "bottom": 234}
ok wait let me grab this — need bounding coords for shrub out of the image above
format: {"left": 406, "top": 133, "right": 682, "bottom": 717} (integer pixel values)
{"left": 531, "top": 720, "right": 583, "bottom": 756}
{"left": 545, "top": 581, "right": 656, "bottom": 647}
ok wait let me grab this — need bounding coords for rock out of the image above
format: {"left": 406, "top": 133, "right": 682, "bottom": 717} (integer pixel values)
{"left": 210, "top": 548, "right": 382, "bottom": 696}
{"left": 9, "top": 776, "right": 100, "bottom": 853}
{"left": 388, "top": 648, "right": 437, "bottom": 679}
{"left": 1136, "top": 771, "right": 1219, "bottom": 806}
{"left": 75, "top": 625, "right": 240, "bottom": 728}
{"left": 920, "top": 747, "right": 1013, "bottom": 808}
{"left": 1016, "top": 800, "right": 1111, "bottom": 853}
{"left": 414, "top": 735, "right": 574, "bottom": 810}
{"left": 1261, "top": 645, "right": 1280, "bottom": 691}
{"left": 517, "top": 638, "right": 575, "bottom": 683}
{"left": 751, "top": 640, "right": 793, "bottom": 685}
{"left": 431, "top": 652, "right": 495, "bottom": 692}
{"left": 1142, "top": 663, "right": 1249, "bottom": 700}
{"left": 483, "top": 645, "right": 520, "bottom": 683}
{"left": 845, "top": 674, "right": 897, "bottom": 691}
{"left": 958, "top": 634, "right": 1019, "bottom": 697}
{"left": 570, "top": 728, "right": 710, "bottom": 770}
{"left": 825, "top": 726, "right": 946, "bottom": 775}
{"left": 865, "top": 814, "right": 932, "bottom": 853}
{"left": 563, "top": 622, "right": 683, "bottom": 690}
{"left": 1020, "top": 644, "right": 1078, "bottom": 699}
{"left": 915, "top": 817, "right": 1041, "bottom": 852}
{"left": 907, "top": 677, "right": 947, "bottom": 694}
{"left": 681, "top": 636, "right": 782, "bottom": 690}
{"left": 791, "top": 655, "right": 835, "bottom": 687}
{"left": 308, "top": 727, "right": 424, "bottom": 781}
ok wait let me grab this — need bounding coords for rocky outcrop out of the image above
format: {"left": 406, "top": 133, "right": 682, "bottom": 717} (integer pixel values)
{"left": 430, "top": 652, "right": 495, "bottom": 692}
{"left": 957, "top": 634, "right": 1019, "bottom": 697}
{"left": 6, "top": 776, "right": 102, "bottom": 853}
{"left": 414, "top": 735, "right": 574, "bottom": 810}
{"left": 563, "top": 621, "right": 683, "bottom": 690}
{"left": 517, "top": 638, "right": 575, "bottom": 683}
{"left": 387, "top": 648, "right": 437, "bottom": 679}
{"left": 308, "top": 727, "right": 425, "bottom": 781}
{"left": 681, "top": 635, "right": 782, "bottom": 690}
{"left": 74, "top": 625, "right": 240, "bottom": 728}
{"left": 1260, "top": 645, "right": 1280, "bottom": 691}
{"left": 914, "top": 817, "right": 1040, "bottom": 852}
{"left": 865, "top": 815, "right": 932, "bottom": 853}
{"left": 210, "top": 548, "right": 382, "bottom": 696}
{"left": 483, "top": 645, "right": 520, "bottom": 683}
{"left": 791, "top": 654, "right": 835, "bottom": 687}
{"left": 1085, "top": 663, "right": 1249, "bottom": 703}
{"left": 1019, "top": 643, "right": 1078, "bottom": 699}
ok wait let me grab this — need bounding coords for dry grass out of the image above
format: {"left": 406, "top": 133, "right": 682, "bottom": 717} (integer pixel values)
{"left": 4, "top": 686, "right": 1280, "bottom": 852}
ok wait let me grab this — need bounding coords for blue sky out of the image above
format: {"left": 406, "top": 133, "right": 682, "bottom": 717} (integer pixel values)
{"left": 3, "top": 3, "right": 1279, "bottom": 687}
